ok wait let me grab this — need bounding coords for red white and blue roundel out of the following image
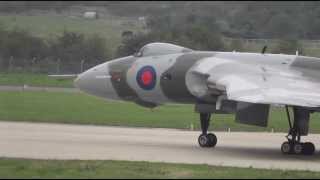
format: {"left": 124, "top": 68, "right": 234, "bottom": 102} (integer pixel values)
{"left": 136, "top": 66, "right": 157, "bottom": 90}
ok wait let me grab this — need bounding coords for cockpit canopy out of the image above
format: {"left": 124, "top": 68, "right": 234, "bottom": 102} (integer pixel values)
{"left": 134, "top": 42, "right": 193, "bottom": 57}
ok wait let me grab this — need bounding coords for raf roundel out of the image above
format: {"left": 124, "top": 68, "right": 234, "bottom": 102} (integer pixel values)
{"left": 136, "top": 66, "right": 157, "bottom": 90}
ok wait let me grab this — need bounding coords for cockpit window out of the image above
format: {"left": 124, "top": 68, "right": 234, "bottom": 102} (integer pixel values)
{"left": 134, "top": 51, "right": 143, "bottom": 57}
{"left": 134, "top": 42, "right": 192, "bottom": 57}
{"left": 137, "top": 46, "right": 149, "bottom": 57}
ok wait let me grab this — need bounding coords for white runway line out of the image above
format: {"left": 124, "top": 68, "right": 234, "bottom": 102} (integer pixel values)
{"left": 0, "top": 121, "right": 320, "bottom": 171}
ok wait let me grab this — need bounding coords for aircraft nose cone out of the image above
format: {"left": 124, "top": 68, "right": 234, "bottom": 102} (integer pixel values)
{"left": 73, "top": 76, "right": 82, "bottom": 89}
{"left": 74, "top": 72, "right": 91, "bottom": 91}
{"left": 74, "top": 62, "right": 119, "bottom": 100}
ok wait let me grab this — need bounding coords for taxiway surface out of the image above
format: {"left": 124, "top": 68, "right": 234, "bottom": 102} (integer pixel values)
{"left": 1, "top": 121, "right": 320, "bottom": 171}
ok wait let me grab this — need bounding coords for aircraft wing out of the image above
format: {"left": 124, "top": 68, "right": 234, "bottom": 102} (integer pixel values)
{"left": 191, "top": 57, "right": 320, "bottom": 107}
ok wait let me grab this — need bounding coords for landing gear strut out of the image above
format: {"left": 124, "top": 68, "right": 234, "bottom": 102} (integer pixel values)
{"left": 198, "top": 113, "right": 217, "bottom": 148}
{"left": 281, "top": 106, "right": 315, "bottom": 155}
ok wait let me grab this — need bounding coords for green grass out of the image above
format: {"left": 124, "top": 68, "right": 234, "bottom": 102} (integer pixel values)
{"left": 0, "top": 73, "right": 74, "bottom": 87}
{"left": 0, "top": 158, "right": 319, "bottom": 178}
{"left": 0, "top": 15, "right": 144, "bottom": 54}
{"left": 1, "top": 91, "right": 320, "bottom": 133}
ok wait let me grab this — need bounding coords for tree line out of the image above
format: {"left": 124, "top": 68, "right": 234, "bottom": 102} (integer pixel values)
{"left": 2, "top": 1, "right": 320, "bottom": 40}
{"left": 0, "top": 24, "right": 304, "bottom": 74}
{"left": 116, "top": 14, "right": 304, "bottom": 58}
{"left": 0, "top": 27, "right": 110, "bottom": 73}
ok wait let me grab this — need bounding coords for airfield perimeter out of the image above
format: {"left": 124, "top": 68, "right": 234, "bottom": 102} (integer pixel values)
{"left": 1, "top": 121, "right": 320, "bottom": 172}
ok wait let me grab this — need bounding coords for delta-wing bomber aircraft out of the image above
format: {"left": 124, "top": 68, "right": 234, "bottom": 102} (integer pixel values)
{"left": 73, "top": 42, "right": 320, "bottom": 155}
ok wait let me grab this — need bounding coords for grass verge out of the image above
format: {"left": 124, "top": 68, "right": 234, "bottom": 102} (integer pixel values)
{"left": 1, "top": 91, "right": 320, "bottom": 133}
{"left": 0, "top": 73, "right": 74, "bottom": 87}
{"left": 0, "top": 158, "right": 320, "bottom": 178}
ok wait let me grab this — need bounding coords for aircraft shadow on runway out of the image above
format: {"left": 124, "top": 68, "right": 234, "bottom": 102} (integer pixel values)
{"left": 137, "top": 142, "right": 320, "bottom": 161}
{"left": 212, "top": 146, "right": 320, "bottom": 161}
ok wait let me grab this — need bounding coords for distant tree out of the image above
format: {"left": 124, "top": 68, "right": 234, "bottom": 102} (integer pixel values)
{"left": 50, "top": 30, "right": 111, "bottom": 72}
{"left": 49, "top": 30, "right": 85, "bottom": 70}
{"left": 184, "top": 25, "right": 224, "bottom": 51}
{"left": 116, "top": 32, "right": 159, "bottom": 57}
{"left": 2, "top": 28, "right": 48, "bottom": 59}
{"left": 264, "top": 13, "right": 299, "bottom": 39}
{"left": 84, "top": 34, "right": 110, "bottom": 64}
{"left": 186, "top": 13, "right": 196, "bottom": 24}
{"left": 0, "top": 27, "right": 49, "bottom": 71}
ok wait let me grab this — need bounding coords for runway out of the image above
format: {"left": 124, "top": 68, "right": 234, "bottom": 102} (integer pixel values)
{"left": 1, "top": 121, "right": 320, "bottom": 172}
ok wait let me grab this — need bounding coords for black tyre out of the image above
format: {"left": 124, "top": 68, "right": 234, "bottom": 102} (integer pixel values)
{"left": 198, "top": 134, "right": 209, "bottom": 147}
{"left": 281, "top": 141, "right": 292, "bottom": 154}
{"left": 293, "top": 143, "right": 303, "bottom": 154}
{"left": 302, "top": 142, "right": 315, "bottom": 155}
{"left": 207, "top": 133, "right": 217, "bottom": 147}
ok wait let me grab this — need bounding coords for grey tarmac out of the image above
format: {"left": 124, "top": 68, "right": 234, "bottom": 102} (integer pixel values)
{"left": 1, "top": 121, "right": 320, "bottom": 172}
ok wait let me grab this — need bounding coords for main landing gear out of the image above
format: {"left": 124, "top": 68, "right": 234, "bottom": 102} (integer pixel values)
{"left": 198, "top": 113, "right": 217, "bottom": 148}
{"left": 281, "top": 106, "right": 315, "bottom": 155}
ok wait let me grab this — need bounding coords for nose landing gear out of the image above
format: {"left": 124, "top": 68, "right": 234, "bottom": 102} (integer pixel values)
{"left": 198, "top": 113, "right": 217, "bottom": 148}
{"left": 281, "top": 106, "right": 315, "bottom": 155}
{"left": 198, "top": 133, "right": 217, "bottom": 147}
